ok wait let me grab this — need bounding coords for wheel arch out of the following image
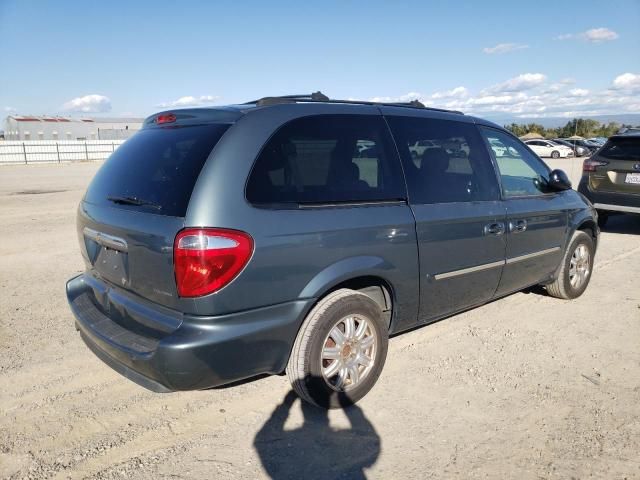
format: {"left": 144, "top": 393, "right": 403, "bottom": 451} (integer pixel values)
{"left": 298, "top": 256, "right": 396, "bottom": 330}
{"left": 322, "top": 276, "right": 394, "bottom": 327}
{"left": 576, "top": 218, "right": 598, "bottom": 248}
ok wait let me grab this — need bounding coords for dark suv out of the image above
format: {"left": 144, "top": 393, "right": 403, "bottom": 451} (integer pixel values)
{"left": 578, "top": 132, "right": 640, "bottom": 226}
{"left": 67, "top": 93, "right": 599, "bottom": 408}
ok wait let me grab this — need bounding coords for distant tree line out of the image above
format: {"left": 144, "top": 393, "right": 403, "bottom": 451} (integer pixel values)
{"left": 504, "top": 118, "right": 637, "bottom": 139}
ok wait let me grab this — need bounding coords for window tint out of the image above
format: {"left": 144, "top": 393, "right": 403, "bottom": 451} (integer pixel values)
{"left": 246, "top": 115, "right": 405, "bottom": 205}
{"left": 85, "top": 124, "right": 229, "bottom": 216}
{"left": 387, "top": 117, "right": 499, "bottom": 204}
{"left": 479, "top": 127, "right": 551, "bottom": 197}
{"left": 599, "top": 137, "right": 640, "bottom": 160}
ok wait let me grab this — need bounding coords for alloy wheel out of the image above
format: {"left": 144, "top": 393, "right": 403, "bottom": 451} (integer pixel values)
{"left": 320, "top": 315, "right": 377, "bottom": 391}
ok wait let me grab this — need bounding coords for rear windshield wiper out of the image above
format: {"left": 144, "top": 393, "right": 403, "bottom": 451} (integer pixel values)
{"left": 107, "top": 195, "right": 162, "bottom": 210}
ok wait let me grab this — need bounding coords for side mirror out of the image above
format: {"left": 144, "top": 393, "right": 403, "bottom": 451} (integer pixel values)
{"left": 548, "top": 169, "right": 572, "bottom": 191}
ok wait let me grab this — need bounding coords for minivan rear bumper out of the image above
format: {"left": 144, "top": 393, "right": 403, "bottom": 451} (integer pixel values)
{"left": 66, "top": 274, "right": 312, "bottom": 392}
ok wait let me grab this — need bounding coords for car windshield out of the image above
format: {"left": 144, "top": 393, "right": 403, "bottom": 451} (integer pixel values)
{"left": 598, "top": 137, "right": 640, "bottom": 160}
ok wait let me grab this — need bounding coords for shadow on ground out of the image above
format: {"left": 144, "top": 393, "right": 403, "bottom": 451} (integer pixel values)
{"left": 600, "top": 214, "right": 640, "bottom": 235}
{"left": 254, "top": 390, "right": 380, "bottom": 480}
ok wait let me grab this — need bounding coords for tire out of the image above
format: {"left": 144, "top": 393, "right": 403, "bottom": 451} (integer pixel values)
{"left": 546, "top": 231, "right": 594, "bottom": 300}
{"left": 286, "top": 288, "right": 389, "bottom": 409}
{"left": 597, "top": 210, "right": 609, "bottom": 229}
{"left": 551, "top": 150, "right": 560, "bottom": 159}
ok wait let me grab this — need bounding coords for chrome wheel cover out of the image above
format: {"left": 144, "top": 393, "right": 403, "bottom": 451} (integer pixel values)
{"left": 320, "top": 315, "right": 377, "bottom": 392}
{"left": 569, "top": 243, "right": 591, "bottom": 289}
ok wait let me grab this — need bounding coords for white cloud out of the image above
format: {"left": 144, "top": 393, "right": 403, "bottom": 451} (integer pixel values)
{"left": 366, "top": 73, "right": 640, "bottom": 118}
{"left": 471, "top": 94, "right": 521, "bottom": 106}
{"left": 568, "top": 88, "right": 590, "bottom": 97}
{"left": 612, "top": 73, "right": 640, "bottom": 91}
{"left": 582, "top": 27, "right": 619, "bottom": 43}
{"left": 62, "top": 94, "right": 111, "bottom": 113}
{"left": 4, "top": 106, "right": 16, "bottom": 112}
{"left": 482, "top": 43, "right": 529, "bottom": 54}
{"left": 431, "top": 86, "right": 469, "bottom": 99}
{"left": 541, "top": 78, "right": 576, "bottom": 94}
{"left": 555, "top": 27, "right": 619, "bottom": 43}
{"left": 370, "top": 92, "right": 424, "bottom": 103}
{"left": 485, "top": 73, "right": 547, "bottom": 94}
{"left": 157, "top": 95, "right": 220, "bottom": 108}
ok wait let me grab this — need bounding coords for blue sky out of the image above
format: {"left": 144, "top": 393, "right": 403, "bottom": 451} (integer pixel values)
{"left": 1, "top": 0, "right": 638, "bottom": 120}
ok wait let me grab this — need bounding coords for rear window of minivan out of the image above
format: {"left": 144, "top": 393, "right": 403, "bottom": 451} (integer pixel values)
{"left": 84, "top": 124, "right": 229, "bottom": 217}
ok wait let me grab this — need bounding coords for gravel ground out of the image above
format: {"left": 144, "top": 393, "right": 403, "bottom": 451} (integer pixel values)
{"left": 1, "top": 162, "right": 639, "bottom": 480}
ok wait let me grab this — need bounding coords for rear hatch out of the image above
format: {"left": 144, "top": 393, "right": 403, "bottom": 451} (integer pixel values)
{"left": 588, "top": 135, "right": 640, "bottom": 194}
{"left": 78, "top": 116, "right": 233, "bottom": 310}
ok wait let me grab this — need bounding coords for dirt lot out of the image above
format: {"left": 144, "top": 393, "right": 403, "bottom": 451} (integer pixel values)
{"left": 1, "top": 162, "right": 639, "bottom": 480}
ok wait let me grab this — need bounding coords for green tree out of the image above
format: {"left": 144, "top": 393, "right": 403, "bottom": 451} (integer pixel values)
{"left": 506, "top": 118, "right": 628, "bottom": 139}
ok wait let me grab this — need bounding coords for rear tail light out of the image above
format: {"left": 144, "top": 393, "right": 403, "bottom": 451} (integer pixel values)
{"left": 583, "top": 158, "right": 609, "bottom": 172}
{"left": 157, "top": 113, "right": 176, "bottom": 124}
{"left": 174, "top": 228, "right": 253, "bottom": 297}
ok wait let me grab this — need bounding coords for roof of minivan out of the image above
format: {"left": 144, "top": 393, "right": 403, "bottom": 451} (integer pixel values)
{"left": 144, "top": 101, "right": 503, "bottom": 130}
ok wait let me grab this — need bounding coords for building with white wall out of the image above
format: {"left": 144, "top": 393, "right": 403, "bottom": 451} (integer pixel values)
{"left": 2, "top": 116, "right": 144, "bottom": 141}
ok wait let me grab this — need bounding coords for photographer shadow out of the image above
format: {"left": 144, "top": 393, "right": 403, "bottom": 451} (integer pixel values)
{"left": 254, "top": 388, "right": 380, "bottom": 480}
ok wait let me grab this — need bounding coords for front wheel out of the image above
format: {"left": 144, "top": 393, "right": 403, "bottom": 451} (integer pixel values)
{"left": 551, "top": 150, "right": 560, "bottom": 159}
{"left": 546, "top": 231, "right": 594, "bottom": 299}
{"left": 286, "top": 289, "right": 388, "bottom": 409}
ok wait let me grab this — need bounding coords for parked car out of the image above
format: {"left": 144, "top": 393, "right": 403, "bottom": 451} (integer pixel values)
{"left": 578, "top": 132, "right": 640, "bottom": 227}
{"left": 357, "top": 144, "right": 379, "bottom": 158}
{"left": 489, "top": 138, "right": 507, "bottom": 156}
{"left": 616, "top": 127, "right": 640, "bottom": 136}
{"left": 587, "top": 137, "right": 607, "bottom": 146}
{"left": 524, "top": 139, "right": 574, "bottom": 158}
{"left": 67, "top": 94, "right": 599, "bottom": 409}
{"left": 409, "top": 139, "right": 438, "bottom": 159}
{"left": 562, "top": 138, "right": 599, "bottom": 155}
{"left": 552, "top": 138, "right": 590, "bottom": 157}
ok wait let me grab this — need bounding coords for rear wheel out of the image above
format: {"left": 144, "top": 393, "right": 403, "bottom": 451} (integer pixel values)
{"left": 551, "top": 150, "right": 560, "bottom": 159}
{"left": 286, "top": 289, "right": 388, "bottom": 409}
{"left": 546, "top": 231, "right": 594, "bottom": 299}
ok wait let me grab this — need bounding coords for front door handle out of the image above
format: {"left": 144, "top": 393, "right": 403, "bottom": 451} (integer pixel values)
{"left": 484, "top": 222, "right": 505, "bottom": 236}
{"left": 509, "top": 219, "right": 528, "bottom": 233}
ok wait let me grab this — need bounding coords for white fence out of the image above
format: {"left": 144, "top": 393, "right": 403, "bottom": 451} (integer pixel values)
{"left": 0, "top": 140, "right": 125, "bottom": 165}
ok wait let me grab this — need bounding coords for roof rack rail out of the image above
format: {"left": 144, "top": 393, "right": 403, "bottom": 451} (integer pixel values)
{"left": 246, "top": 91, "right": 463, "bottom": 114}
{"left": 247, "top": 91, "right": 330, "bottom": 106}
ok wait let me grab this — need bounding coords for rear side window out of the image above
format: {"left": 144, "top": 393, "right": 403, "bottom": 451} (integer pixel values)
{"left": 85, "top": 124, "right": 229, "bottom": 217}
{"left": 387, "top": 116, "right": 500, "bottom": 204}
{"left": 246, "top": 115, "right": 405, "bottom": 205}
{"left": 599, "top": 137, "right": 640, "bottom": 160}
